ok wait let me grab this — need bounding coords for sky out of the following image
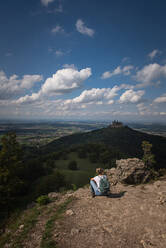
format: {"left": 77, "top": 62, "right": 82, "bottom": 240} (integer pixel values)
{"left": 1, "top": 0, "right": 166, "bottom": 123}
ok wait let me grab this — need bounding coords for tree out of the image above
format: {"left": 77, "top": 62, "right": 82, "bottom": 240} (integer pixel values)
{"left": 68, "top": 160, "right": 78, "bottom": 170}
{"left": 142, "top": 141, "right": 155, "bottom": 169}
{"left": 0, "top": 132, "right": 24, "bottom": 210}
{"left": 34, "top": 170, "right": 67, "bottom": 196}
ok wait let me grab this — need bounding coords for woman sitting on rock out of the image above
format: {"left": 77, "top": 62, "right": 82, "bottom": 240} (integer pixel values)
{"left": 90, "top": 168, "right": 110, "bottom": 197}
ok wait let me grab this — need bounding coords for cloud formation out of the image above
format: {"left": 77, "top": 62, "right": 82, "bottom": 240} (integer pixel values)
{"left": 134, "top": 63, "right": 166, "bottom": 88}
{"left": 41, "top": 0, "right": 55, "bottom": 7}
{"left": 76, "top": 19, "right": 94, "bottom": 37}
{"left": 0, "top": 70, "right": 43, "bottom": 99}
{"left": 51, "top": 25, "right": 64, "bottom": 34}
{"left": 119, "top": 89, "right": 145, "bottom": 103}
{"left": 101, "top": 65, "right": 134, "bottom": 79}
{"left": 69, "top": 86, "right": 119, "bottom": 104}
{"left": 154, "top": 93, "right": 166, "bottom": 103}
{"left": 49, "top": 86, "right": 121, "bottom": 112}
{"left": 55, "top": 50, "right": 64, "bottom": 57}
{"left": 16, "top": 67, "right": 92, "bottom": 104}
{"left": 148, "top": 49, "right": 161, "bottom": 60}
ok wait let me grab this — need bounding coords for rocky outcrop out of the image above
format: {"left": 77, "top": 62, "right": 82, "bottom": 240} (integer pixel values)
{"left": 106, "top": 158, "right": 152, "bottom": 185}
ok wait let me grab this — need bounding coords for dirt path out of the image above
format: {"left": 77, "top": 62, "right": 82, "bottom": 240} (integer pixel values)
{"left": 54, "top": 180, "right": 166, "bottom": 248}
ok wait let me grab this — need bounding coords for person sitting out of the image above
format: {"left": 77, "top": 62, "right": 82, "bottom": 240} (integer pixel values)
{"left": 90, "top": 168, "right": 110, "bottom": 197}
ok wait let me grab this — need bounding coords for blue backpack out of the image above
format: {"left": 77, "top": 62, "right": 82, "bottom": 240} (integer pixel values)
{"left": 99, "top": 176, "right": 110, "bottom": 193}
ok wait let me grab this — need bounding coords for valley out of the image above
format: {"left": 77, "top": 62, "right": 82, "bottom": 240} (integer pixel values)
{"left": 0, "top": 121, "right": 106, "bottom": 146}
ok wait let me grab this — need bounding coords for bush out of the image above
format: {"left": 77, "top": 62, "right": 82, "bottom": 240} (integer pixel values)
{"left": 33, "top": 170, "right": 67, "bottom": 197}
{"left": 89, "top": 153, "right": 98, "bottom": 163}
{"left": 36, "top": 195, "right": 50, "bottom": 205}
{"left": 71, "top": 184, "right": 77, "bottom": 191}
{"left": 68, "top": 161, "right": 78, "bottom": 170}
{"left": 77, "top": 149, "right": 87, "bottom": 158}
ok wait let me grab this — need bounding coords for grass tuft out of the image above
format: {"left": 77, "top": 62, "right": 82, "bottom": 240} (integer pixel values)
{"left": 0, "top": 206, "right": 43, "bottom": 248}
{"left": 40, "top": 196, "right": 74, "bottom": 248}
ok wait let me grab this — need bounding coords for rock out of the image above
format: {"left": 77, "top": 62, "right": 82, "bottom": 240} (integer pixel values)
{"left": 65, "top": 193, "right": 74, "bottom": 197}
{"left": 54, "top": 232, "right": 60, "bottom": 238}
{"left": 158, "top": 194, "right": 166, "bottom": 204}
{"left": 140, "top": 240, "right": 154, "bottom": 248}
{"left": 48, "top": 192, "right": 59, "bottom": 198}
{"left": 106, "top": 158, "right": 152, "bottom": 185}
{"left": 19, "top": 224, "right": 24, "bottom": 230}
{"left": 27, "top": 202, "right": 36, "bottom": 209}
{"left": 154, "top": 181, "right": 160, "bottom": 188}
{"left": 161, "top": 234, "right": 166, "bottom": 239}
{"left": 71, "top": 228, "right": 80, "bottom": 235}
{"left": 66, "top": 209, "right": 74, "bottom": 216}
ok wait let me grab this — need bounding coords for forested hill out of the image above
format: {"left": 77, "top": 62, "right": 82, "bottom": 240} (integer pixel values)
{"left": 42, "top": 125, "right": 166, "bottom": 169}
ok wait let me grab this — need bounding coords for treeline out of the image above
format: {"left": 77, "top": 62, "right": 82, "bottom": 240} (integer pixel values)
{"left": 71, "top": 143, "right": 126, "bottom": 166}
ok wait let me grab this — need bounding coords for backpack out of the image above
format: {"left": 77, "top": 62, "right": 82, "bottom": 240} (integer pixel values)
{"left": 99, "top": 176, "right": 110, "bottom": 193}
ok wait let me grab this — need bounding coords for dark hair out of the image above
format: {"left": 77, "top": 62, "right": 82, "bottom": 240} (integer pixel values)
{"left": 96, "top": 168, "right": 104, "bottom": 175}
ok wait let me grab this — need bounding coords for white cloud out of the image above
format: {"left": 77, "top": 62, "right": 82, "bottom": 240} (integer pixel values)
{"left": 101, "top": 71, "right": 111, "bottom": 79}
{"left": 71, "top": 86, "right": 119, "bottom": 104}
{"left": 101, "top": 65, "right": 134, "bottom": 79}
{"left": 15, "top": 93, "right": 40, "bottom": 104}
{"left": 41, "top": 0, "right": 55, "bottom": 7}
{"left": 76, "top": 19, "right": 94, "bottom": 37}
{"left": 160, "top": 112, "right": 166, "bottom": 115}
{"left": 123, "top": 65, "right": 134, "bottom": 75}
{"left": 21, "top": 75, "right": 43, "bottom": 88}
{"left": 154, "top": 93, "right": 166, "bottom": 103}
{"left": 55, "top": 50, "right": 64, "bottom": 57}
{"left": 136, "top": 103, "right": 147, "bottom": 111}
{"left": 58, "top": 86, "right": 120, "bottom": 111}
{"left": 51, "top": 25, "right": 64, "bottom": 34}
{"left": 43, "top": 86, "right": 120, "bottom": 112}
{"left": 15, "top": 67, "right": 92, "bottom": 104}
{"left": 41, "top": 68, "right": 91, "bottom": 95}
{"left": 136, "top": 102, "right": 150, "bottom": 115}
{"left": 122, "top": 57, "right": 130, "bottom": 63}
{"left": 119, "top": 89, "right": 145, "bottom": 103}
{"left": 0, "top": 70, "right": 43, "bottom": 99}
{"left": 148, "top": 49, "right": 161, "bottom": 60}
{"left": 134, "top": 63, "right": 166, "bottom": 88}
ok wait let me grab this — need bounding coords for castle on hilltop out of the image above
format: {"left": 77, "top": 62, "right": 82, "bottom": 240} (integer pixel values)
{"left": 109, "top": 120, "right": 123, "bottom": 128}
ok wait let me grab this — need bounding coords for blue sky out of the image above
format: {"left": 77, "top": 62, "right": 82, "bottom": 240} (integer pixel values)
{"left": 1, "top": 0, "right": 166, "bottom": 122}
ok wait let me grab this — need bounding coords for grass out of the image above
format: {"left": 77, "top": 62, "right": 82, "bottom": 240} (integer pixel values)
{"left": 55, "top": 152, "right": 108, "bottom": 188}
{"left": 55, "top": 152, "right": 103, "bottom": 171}
{"left": 0, "top": 206, "right": 43, "bottom": 248}
{"left": 61, "top": 169, "right": 93, "bottom": 188}
{"left": 40, "top": 196, "right": 74, "bottom": 248}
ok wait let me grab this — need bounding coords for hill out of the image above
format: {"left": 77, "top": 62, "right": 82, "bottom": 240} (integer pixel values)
{"left": 43, "top": 125, "right": 166, "bottom": 169}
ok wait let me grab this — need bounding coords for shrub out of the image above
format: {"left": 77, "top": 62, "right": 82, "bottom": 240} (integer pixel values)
{"left": 71, "top": 184, "right": 77, "bottom": 191}
{"left": 36, "top": 195, "right": 50, "bottom": 205}
{"left": 68, "top": 161, "right": 78, "bottom": 170}
{"left": 34, "top": 170, "right": 67, "bottom": 197}
{"left": 142, "top": 141, "right": 155, "bottom": 169}
{"left": 77, "top": 149, "right": 87, "bottom": 158}
{"left": 89, "top": 153, "right": 98, "bottom": 163}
